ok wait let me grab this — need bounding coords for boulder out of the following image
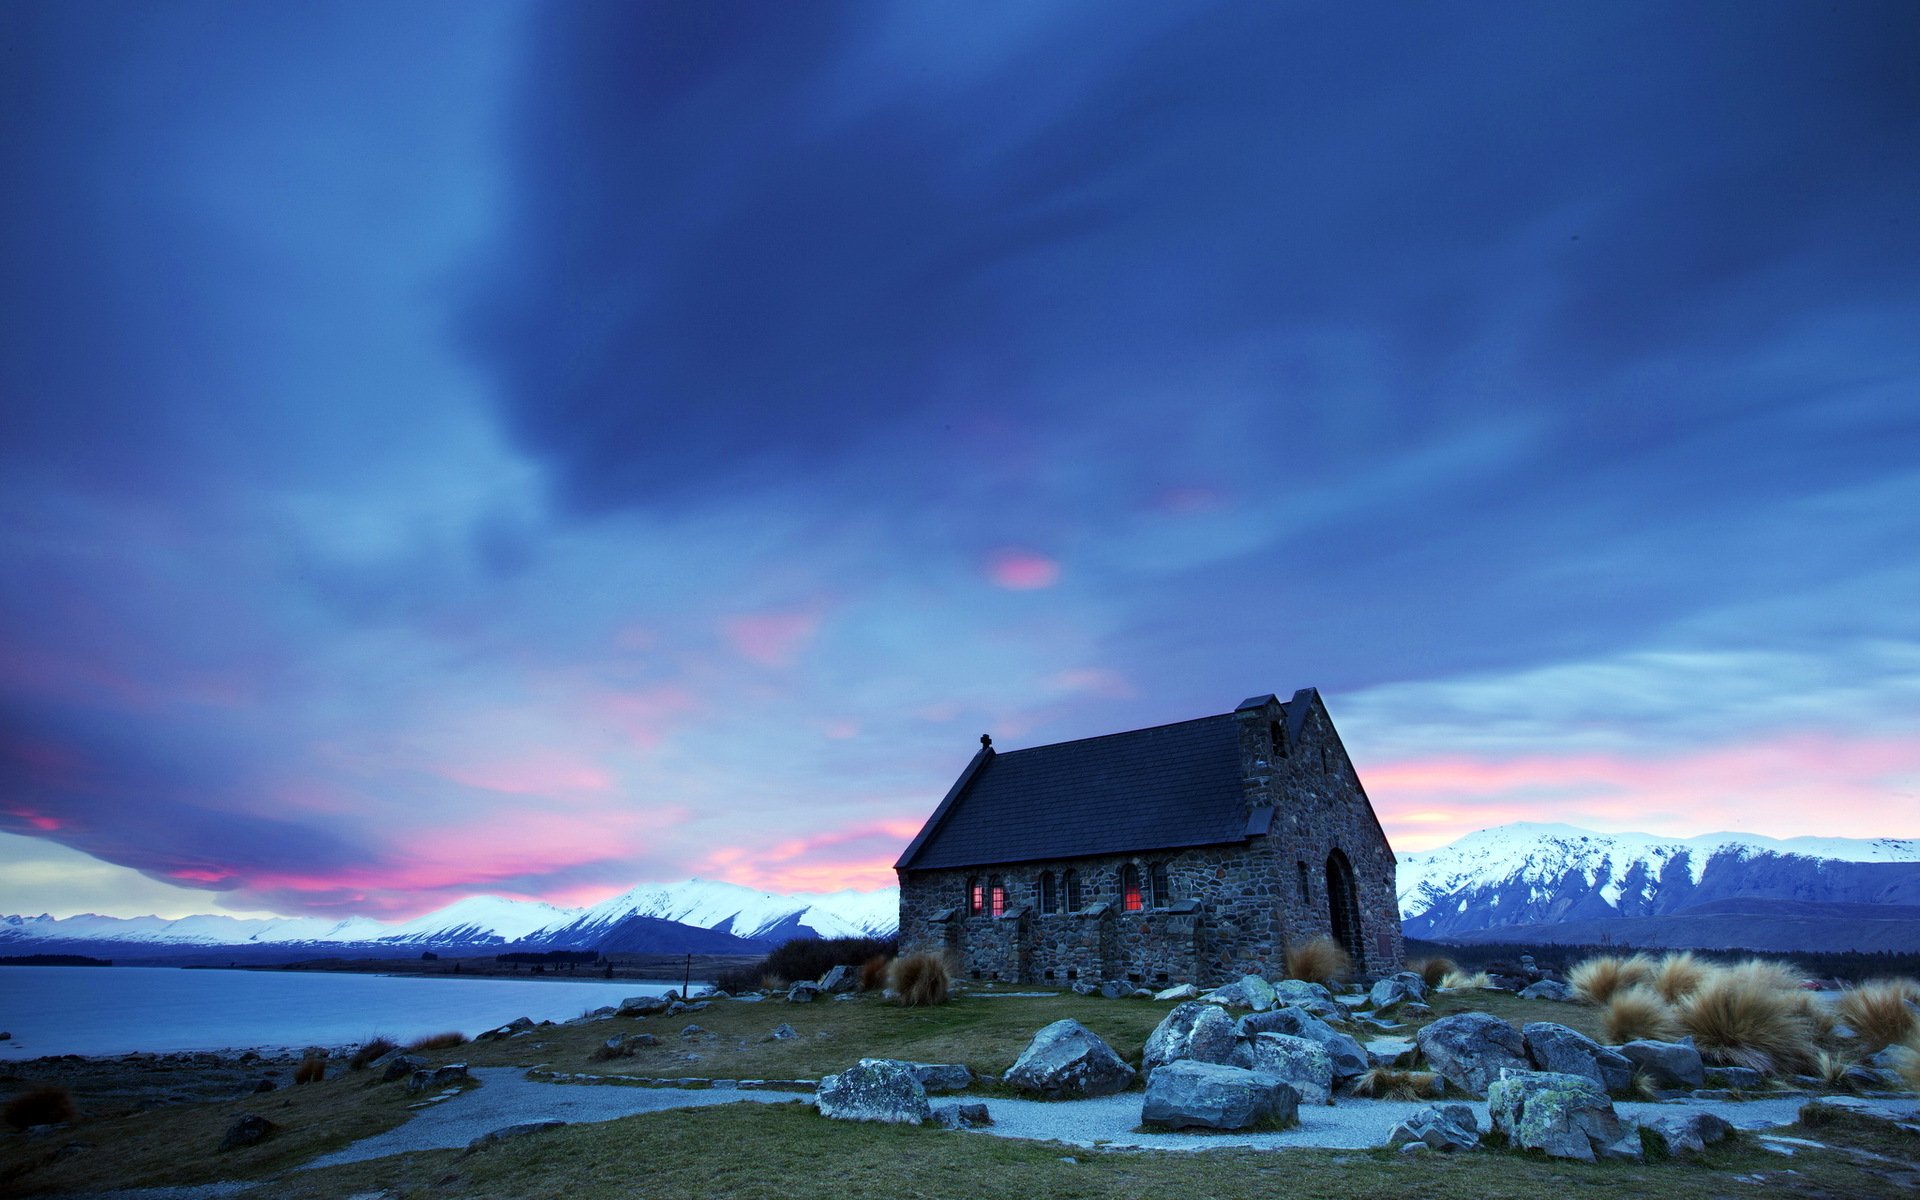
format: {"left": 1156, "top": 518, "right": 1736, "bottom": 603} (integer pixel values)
{"left": 1141, "top": 1061, "right": 1299, "bottom": 1130}
{"left": 1071, "top": 981, "right": 1098, "bottom": 997}
{"left": 1143, "top": 1002, "right": 1239, "bottom": 1072}
{"left": 1003, "top": 1019, "right": 1136, "bottom": 1098}
{"left": 815, "top": 1059, "right": 929, "bottom": 1125}
{"left": 818, "top": 965, "right": 860, "bottom": 993}
{"left": 1702, "top": 1065, "right": 1763, "bottom": 1090}
{"left": 1619, "top": 1039, "right": 1705, "bottom": 1090}
{"left": 218, "top": 1114, "right": 278, "bottom": 1151}
{"left": 1369, "top": 972, "right": 1427, "bottom": 1011}
{"left": 466, "top": 1121, "right": 565, "bottom": 1153}
{"left": 1523, "top": 1022, "right": 1633, "bottom": 1093}
{"left": 933, "top": 1102, "right": 993, "bottom": 1129}
{"left": 867, "top": 1060, "right": 974, "bottom": 1094}
{"left": 1487, "top": 1070, "right": 1642, "bottom": 1163}
{"left": 1246, "top": 1032, "right": 1334, "bottom": 1106}
{"left": 1236, "top": 1006, "right": 1368, "bottom": 1080}
{"left": 1365, "top": 1036, "right": 1419, "bottom": 1068}
{"left": 1519, "top": 980, "right": 1576, "bottom": 1002}
{"left": 1271, "top": 979, "right": 1335, "bottom": 1007}
{"left": 1643, "top": 1112, "right": 1734, "bottom": 1159}
{"left": 1415, "top": 1012, "right": 1529, "bottom": 1096}
{"left": 1098, "top": 980, "right": 1132, "bottom": 999}
{"left": 406, "top": 1063, "right": 470, "bottom": 1093}
{"left": 1154, "top": 983, "right": 1200, "bottom": 1001}
{"left": 380, "top": 1054, "right": 427, "bottom": 1083}
{"left": 786, "top": 982, "right": 820, "bottom": 1004}
{"left": 1384, "top": 1103, "right": 1481, "bottom": 1153}
{"left": 618, "top": 995, "right": 666, "bottom": 1015}
{"left": 1204, "top": 974, "right": 1279, "bottom": 1012}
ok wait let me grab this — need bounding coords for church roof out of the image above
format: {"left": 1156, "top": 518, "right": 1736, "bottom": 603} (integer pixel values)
{"left": 895, "top": 693, "right": 1313, "bottom": 872}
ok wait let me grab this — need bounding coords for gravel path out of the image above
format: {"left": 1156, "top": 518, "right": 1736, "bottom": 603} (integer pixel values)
{"left": 305, "top": 1067, "right": 1920, "bottom": 1167}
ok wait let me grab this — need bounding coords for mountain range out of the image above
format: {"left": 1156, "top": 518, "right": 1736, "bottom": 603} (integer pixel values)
{"left": 8, "top": 823, "right": 1918, "bottom": 960}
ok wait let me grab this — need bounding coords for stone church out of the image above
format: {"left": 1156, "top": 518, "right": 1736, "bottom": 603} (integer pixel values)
{"left": 894, "top": 689, "right": 1402, "bottom": 987}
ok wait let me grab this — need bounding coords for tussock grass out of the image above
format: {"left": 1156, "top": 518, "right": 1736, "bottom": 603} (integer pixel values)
{"left": 347, "top": 1037, "right": 396, "bottom": 1071}
{"left": 1568, "top": 953, "right": 1654, "bottom": 1005}
{"left": 1410, "top": 957, "right": 1456, "bottom": 990}
{"left": 889, "top": 952, "right": 951, "bottom": 1007}
{"left": 1898, "top": 1033, "right": 1920, "bottom": 1094}
{"left": 402, "top": 1031, "right": 469, "bottom": 1053}
{"left": 1440, "top": 969, "right": 1491, "bottom": 990}
{"left": 1811, "top": 1050, "right": 1863, "bottom": 1092}
{"left": 1347, "top": 1067, "right": 1437, "bottom": 1100}
{"left": 1835, "top": 978, "right": 1920, "bottom": 1051}
{"left": 4, "top": 1085, "right": 76, "bottom": 1130}
{"left": 1604, "top": 985, "right": 1679, "bottom": 1044}
{"left": 1650, "top": 952, "right": 1710, "bottom": 1004}
{"left": 1678, "top": 966, "right": 1816, "bottom": 1076}
{"left": 1283, "top": 938, "right": 1351, "bottom": 986}
{"left": 293, "top": 1057, "right": 327, "bottom": 1085}
{"left": 860, "top": 954, "right": 892, "bottom": 992}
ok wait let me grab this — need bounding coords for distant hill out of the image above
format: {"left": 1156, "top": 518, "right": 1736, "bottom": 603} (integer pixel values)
{"left": 1399, "top": 823, "right": 1920, "bottom": 952}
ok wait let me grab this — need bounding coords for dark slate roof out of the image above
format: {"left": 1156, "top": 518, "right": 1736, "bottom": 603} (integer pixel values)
{"left": 896, "top": 712, "right": 1257, "bottom": 872}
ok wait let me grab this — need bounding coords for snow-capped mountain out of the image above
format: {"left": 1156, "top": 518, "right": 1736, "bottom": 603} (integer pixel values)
{"left": 0, "top": 879, "right": 899, "bottom": 956}
{"left": 1399, "top": 822, "right": 1920, "bottom": 948}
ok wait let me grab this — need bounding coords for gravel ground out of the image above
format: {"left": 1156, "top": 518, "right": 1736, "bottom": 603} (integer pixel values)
{"left": 300, "top": 1069, "right": 810, "bottom": 1168}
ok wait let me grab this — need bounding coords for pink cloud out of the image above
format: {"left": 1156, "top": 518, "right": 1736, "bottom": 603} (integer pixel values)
{"left": 1050, "top": 667, "right": 1137, "bottom": 699}
{"left": 985, "top": 549, "right": 1061, "bottom": 590}
{"left": 1366, "top": 733, "right": 1920, "bottom": 852}
{"left": 436, "top": 754, "right": 615, "bottom": 797}
{"left": 721, "top": 610, "right": 822, "bottom": 667}
{"left": 698, "top": 818, "right": 924, "bottom": 893}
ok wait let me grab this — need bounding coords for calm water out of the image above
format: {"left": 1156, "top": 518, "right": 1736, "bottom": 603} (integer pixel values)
{"left": 0, "top": 967, "right": 676, "bottom": 1058}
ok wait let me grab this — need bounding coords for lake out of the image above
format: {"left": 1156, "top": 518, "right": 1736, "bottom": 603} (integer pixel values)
{"left": 0, "top": 967, "right": 676, "bottom": 1058}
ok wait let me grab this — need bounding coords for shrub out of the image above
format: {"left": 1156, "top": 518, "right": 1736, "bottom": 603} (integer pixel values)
{"left": 889, "top": 952, "right": 951, "bottom": 1007}
{"left": 1812, "top": 1049, "right": 1863, "bottom": 1092}
{"left": 293, "top": 1056, "right": 326, "bottom": 1085}
{"left": 1835, "top": 978, "right": 1920, "bottom": 1052}
{"left": 1604, "top": 986, "right": 1680, "bottom": 1044}
{"left": 1284, "top": 938, "right": 1351, "bottom": 986}
{"left": 860, "top": 954, "right": 892, "bottom": 992}
{"left": 714, "top": 935, "right": 899, "bottom": 994}
{"left": 1679, "top": 966, "right": 1816, "bottom": 1075}
{"left": 348, "top": 1037, "right": 397, "bottom": 1071}
{"left": 1411, "top": 956, "right": 1457, "bottom": 989}
{"left": 1348, "top": 1068, "right": 1438, "bottom": 1100}
{"left": 3, "top": 1085, "right": 76, "bottom": 1130}
{"left": 1650, "top": 952, "right": 1710, "bottom": 1004}
{"left": 403, "top": 1031, "right": 469, "bottom": 1053}
{"left": 1568, "top": 953, "right": 1655, "bottom": 1005}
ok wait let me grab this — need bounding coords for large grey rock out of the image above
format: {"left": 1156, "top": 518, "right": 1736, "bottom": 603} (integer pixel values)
{"left": 1141, "top": 1061, "right": 1299, "bottom": 1130}
{"left": 1365, "top": 1036, "right": 1419, "bottom": 1068}
{"left": 1154, "top": 983, "right": 1200, "bottom": 1001}
{"left": 816, "top": 1059, "right": 929, "bottom": 1124}
{"left": 1204, "top": 974, "right": 1279, "bottom": 1012}
{"left": 1619, "top": 1039, "right": 1706, "bottom": 1090}
{"left": 406, "top": 1063, "right": 470, "bottom": 1093}
{"left": 1003, "top": 1019, "right": 1136, "bottom": 1097}
{"left": 1523, "top": 1022, "right": 1633, "bottom": 1093}
{"left": 1643, "top": 1112, "right": 1734, "bottom": 1158}
{"left": 1246, "top": 1032, "right": 1334, "bottom": 1106}
{"left": 933, "top": 1102, "right": 992, "bottom": 1129}
{"left": 618, "top": 995, "right": 667, "bottom": 1015}
{"left": 1519, "top": 979, "right": 1575, "bottom": 1002}
{"left": 1385, "top": 1103, "right": 1481, "bottom": 1152}
{"left": 1271, "top": 979, "right": 1335, "bottom": 1007}
{"left": 380, "top": 1053, "right": 427, "bottom": 1083}
{"left": 1416, "top": 1012, "right": 1529, "bottom": 1097}
{"left": 786, "top": 982, "right": 821, "bottom": 1004}
{"left": 868, "top": 1060, "right": 974, "bottom": 1094}
{"left": 1236, "top": 1006, "right": 1368, "bottom": 1079}
{"left": 218, "top": 1114, "right": 279, "bottom": 1151}
{"left": 1488, "top": 1070, "right": 1642, "bottom": 1163}
{"left": 1143, "top": 1002, "right": 1239, "bottom": 1072}
{"left": 818, "top": 965, "right": 860, "bottom": 993}
{"left": 1369, "top": 972, "right": 1427, "bottom": 1011}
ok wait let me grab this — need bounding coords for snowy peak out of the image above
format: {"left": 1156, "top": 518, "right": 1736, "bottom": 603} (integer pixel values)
{"left": 533, "top": 878, "right": 898, "bottom": 945}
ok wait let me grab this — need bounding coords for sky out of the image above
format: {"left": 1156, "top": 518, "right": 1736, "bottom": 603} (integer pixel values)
{"left": 2, "top": 1, "right": 1917, "bottom": 921}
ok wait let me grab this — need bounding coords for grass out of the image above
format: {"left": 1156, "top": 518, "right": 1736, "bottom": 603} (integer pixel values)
{"left": 1409, "top": 957, "right": 1456, "bottom": 989}
{"left": 3, "top": 1086, "right": 75, "bottom": 1131}
{"left": 1283, "top": 938, "right": 1351, "bottom": 986}
{"left": 292, "top": 1056, "right": 326, "bottom": 1085}
{"left": 1567, "top": 953, "right": 1654, "bottom": 1005}
{"left": 1649, "top": 952, "right": 1709, "bottom": 1004}
{"left": 890, "top": 952, "right": 952, "bottom": 1007}
{"left": 1439, "top": 969, "right": 1492, "bottom": 990}
{"left": 1604, "top": 986, "right": 1680, "bottom": 1044}
{"left": 346, "top": 1036, "right": 397, "bottom": 1071}
{"left": 403, "top": 1031, "right": 469, "bottom": 1053}
{"left": 716, "top": 936, "right": 900, "bottom": 993}
{"left": 1347, "top": 1068, "right": 1438, "bottom": 1100}
{"left": 860, "top": 954, "right": 892, "bottom": 992}
{"left": 1834, "top": 977, "right": 1920, "bottom": 1051}
{"left": 1677, "top": 966, "right": 1817, "bottom": 1076}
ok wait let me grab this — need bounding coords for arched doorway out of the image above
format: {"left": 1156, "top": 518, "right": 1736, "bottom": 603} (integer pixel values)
{"left": 1325, "top": 849, "right": 1364, "bottom": 965}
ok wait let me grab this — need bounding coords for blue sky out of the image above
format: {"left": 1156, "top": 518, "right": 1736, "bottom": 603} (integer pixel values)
{"left": 2, "top": 1, "right": 1916, "bottom": 919}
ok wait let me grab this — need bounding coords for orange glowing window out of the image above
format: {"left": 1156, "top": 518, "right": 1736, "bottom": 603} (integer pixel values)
{"left": 989, "top": 879, "right": 1007, "bottom": 916}
{"left": 1122, "top": 863, "right": 1143, "bottom": 912}
{"left": 968, "top": 878, "right": 984, "bottom": 916}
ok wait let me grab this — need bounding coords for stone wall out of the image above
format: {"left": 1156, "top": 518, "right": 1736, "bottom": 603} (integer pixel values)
{"left": 897, "top": 691, "right": 1403, "bottom": 986}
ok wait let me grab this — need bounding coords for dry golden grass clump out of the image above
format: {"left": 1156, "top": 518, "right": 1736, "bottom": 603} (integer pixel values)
{"left": 1898, "top": 1034, "right": 1920, "bottom": 1095}
{"left": 293, "top": 1056, "right": 327, "bottom": 1085}
{"left": 348, "top": 1036, "right": 397, "bottom": 1071}
{"left": 1284, "top": 938, "right": 1352, "bottom": 986}
{"left": 1568, "top": 953, "right": 1655, "bottom": 1005}
{"left": 888, "top": 952, "right": 951, "bottom": 1007}
{"left": 1650, "top": 952, "right": 1709, "bottom": 1003}
{"left": 403, "top": 1031, "right": 470, "bottom": 1053}
{"left": 3, "top": 1084, "right": 77, "bottom": 1130}
{"left": 860, "top": 954, "right": 893, "bottom": 992}
{"left": 1604, "top": 985, "right": 1680, "bottom": 1044}
{"left": 1835, "top": 978, "right": 1920, "bottom": 1051}
{"left": 1678, "top": 965, "right": 1817, "bottom": 1076}
{"left": 1410, "top": 957, "right": 1457, "bottom": 989}
{"left": 1348, "top": 1068, "right": 1439, "bottom": 1100}
{"left": 1441, "top": 969, "right": 1492, "bottom": 990}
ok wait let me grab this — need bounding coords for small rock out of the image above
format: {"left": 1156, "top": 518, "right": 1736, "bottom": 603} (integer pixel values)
{"left": 1141, "top": 1060, "right": 1299, "bottom": 1130}
{"left": 1416, "top": 1012, "right": 1529, "bottom": 1097}
{"left": 680, "top": 1024, "right": 709, "bottom": 1039}
{"left": 1204, "top": 974, "right": 1279, "bottom": 1012}
{"left": 1003, "top": 1019, "right": 1136, "bottom": 1097}
{"left": 1385, "top": 1103, "right": 1481, "bottom": 1153}
{"left": 218, "top": 1114, "right": 279, "bottom": 1151}
{"left": 1271, "top": 979, "right": 1335, "bottom": 1007}
{"left": 1619, "top": 1039, "right": 1706, "bottom": 1090}
{"left": 1519, "top": 980, "right": 1576, "bottom": 1002}
{"left": 1644, "top": 1112, "right": 1734, "bottom": 1159}
{"left": 767, "top": 1023, "right": 799, "bottom": 1041}
{"left": 1154, "top": 984, "right": 1200, "bottom": 1001}
{"left": 1488, "top": 1070, "right": 1641, "bottom": 1163}
{"left": 1703, "top": 1065, "right": 1763, "bottom": 1090}
{"left": 1369, "top": 972, "right": 1426, "bottom": 1011}
{"left": 1237, "top": 1006, "right": 1368, "bottom": 1080}
{"left": 252, "top": 1078, "right": 276, "bottom": 1093}
{"left": 1246, "top": 1032, "right": 1334, "bottom": 1106}
{"left": 1097, "top": 979, "right": 1131, "bottom": 999}
{"left": 1071, "top": 981, "right": 1098, "bottom": 996}
{"left": 465, "top": 1121, "right": 565, "bottom": 1153}
{"left": 818, "top": 965, "right": 860, "bottom": 993}
{"left": 933, "top": 1102, "right": 992, "bottom": 1129}
{"left": 405, "top": 1063, "right": 470, "bottom": 1093}
{"left": 1523, "top": 1022, "right": 1634, "bottom": 1093}
{"left": 815, "top": 1059, "right": 930, "bottom": 1125}
{"left": 380, "top": 1054, "right": 427, "bottom": 1083}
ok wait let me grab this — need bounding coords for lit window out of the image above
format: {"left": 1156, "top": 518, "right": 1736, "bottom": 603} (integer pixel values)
{"left": 967, "top": 877, "right": 984, "bottom": 916}
{"left": 1122, "top": 864, "right": 1144, "bottom": 912}
{"left": 989, "top": 878, "right": 1007, "bottom": 917}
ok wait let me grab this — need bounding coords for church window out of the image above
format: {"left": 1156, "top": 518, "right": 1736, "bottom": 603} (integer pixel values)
{"left": 988, "top": 877, "right": 1007, "bottom": 917}
{"left": 1038, "top": 871, "right": 1057, "bottom": 914}
{"left": 967, "top": 877, "right": 984, "bottom": 916}
{"left": 1122, "top": 863, "right": 1144, "bottom": 912}
{"left": 1150, "top": 862, "right": 1170, "bottom": 909}
{"left": 1064, "top": 869, "right": 1082, "bottom": 912}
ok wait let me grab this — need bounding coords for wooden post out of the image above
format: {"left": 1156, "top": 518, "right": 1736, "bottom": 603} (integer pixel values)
{"left": 683, "top": 952, "right": 692, "bottom": 998}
